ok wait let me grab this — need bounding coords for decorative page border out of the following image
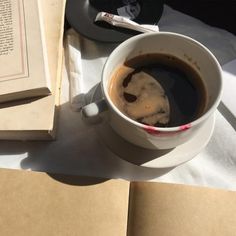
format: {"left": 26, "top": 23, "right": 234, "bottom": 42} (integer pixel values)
{"left": 0, "top": 0, "right": 28, "bottom": 81}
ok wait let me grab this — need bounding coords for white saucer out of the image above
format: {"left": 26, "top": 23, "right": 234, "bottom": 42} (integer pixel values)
{"left": 92, "top": 85, "right": 215, "bottom": 169}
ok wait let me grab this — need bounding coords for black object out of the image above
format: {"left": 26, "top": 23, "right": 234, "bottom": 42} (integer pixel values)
{"left": 166, "top": 0, "right": 236, "bottom": 35}
{"left": 65, "top": 0, "right": 164, "bottom": 43}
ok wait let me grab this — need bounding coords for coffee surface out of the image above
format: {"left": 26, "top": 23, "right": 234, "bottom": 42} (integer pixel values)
{"left": 109, "top": 53, "right": 207, "bottom": 127}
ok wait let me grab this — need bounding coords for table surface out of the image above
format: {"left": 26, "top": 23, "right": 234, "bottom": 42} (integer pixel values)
{"left": 0, "top": 5, "right": 236, "bottom": 190}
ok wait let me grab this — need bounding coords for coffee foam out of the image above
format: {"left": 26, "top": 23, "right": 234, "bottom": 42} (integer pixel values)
{"left": 110, "top": 69, "right": 170, "bottom": 126}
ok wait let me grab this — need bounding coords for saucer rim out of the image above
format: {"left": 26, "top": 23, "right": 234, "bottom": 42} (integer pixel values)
{"left": 143, "top": 114, "right": 215, "bottom": 168}
{"left": 65, "top": 0, "right": 164, "bottom": 43}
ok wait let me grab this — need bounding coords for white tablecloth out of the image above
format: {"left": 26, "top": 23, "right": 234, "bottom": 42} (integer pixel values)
{"left": 0, "top": 5, "right": 235, "bottom": 190}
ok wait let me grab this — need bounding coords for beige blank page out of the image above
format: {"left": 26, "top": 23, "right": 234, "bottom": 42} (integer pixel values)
{"left": 0, "top": 168, "right": 129, "bottom": 236}
{"left": 128, "top": 182, "right": 236, "bottom": 236}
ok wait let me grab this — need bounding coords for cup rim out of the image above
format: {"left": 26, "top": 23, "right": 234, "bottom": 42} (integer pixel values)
{"left": 102, "top": 32, "right": 222, "bottom": 132}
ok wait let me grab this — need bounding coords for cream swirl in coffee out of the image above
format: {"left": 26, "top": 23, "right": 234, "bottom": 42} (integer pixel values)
{"left": 120, "top": 71, "right": 170, "bottom": 126}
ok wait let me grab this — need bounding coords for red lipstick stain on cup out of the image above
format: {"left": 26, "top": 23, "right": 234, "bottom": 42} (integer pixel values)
{"left": 143, "top": 123, "right": 191, "bottom": 136}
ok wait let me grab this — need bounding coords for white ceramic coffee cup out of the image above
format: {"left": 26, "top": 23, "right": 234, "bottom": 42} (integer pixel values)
{"left": 82, "top": 32, "right": 222, "bottom": 149}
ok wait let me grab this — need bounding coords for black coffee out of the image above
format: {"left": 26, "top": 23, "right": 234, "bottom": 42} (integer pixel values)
{"left": 109, "top": 53, "right": 207, "bottom": 127}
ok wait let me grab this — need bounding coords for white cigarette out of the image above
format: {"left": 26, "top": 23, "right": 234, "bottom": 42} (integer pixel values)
{"left": 95, "top": 12, "right": 159, "bottom": 33}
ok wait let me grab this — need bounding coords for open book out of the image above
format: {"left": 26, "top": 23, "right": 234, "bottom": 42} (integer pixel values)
{"left": 0, "top": 0, "right": 52, "bottom": 103}
{"left": 0, "top": 168, "right": 235, "bottom": 236}
{"left": 0, "top": 0, "right": 65, "bottom": 140}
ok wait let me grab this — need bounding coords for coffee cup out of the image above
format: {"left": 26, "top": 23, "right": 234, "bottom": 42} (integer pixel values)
{"left": 82, "top": 32, "right": 222, "bottom": 149}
